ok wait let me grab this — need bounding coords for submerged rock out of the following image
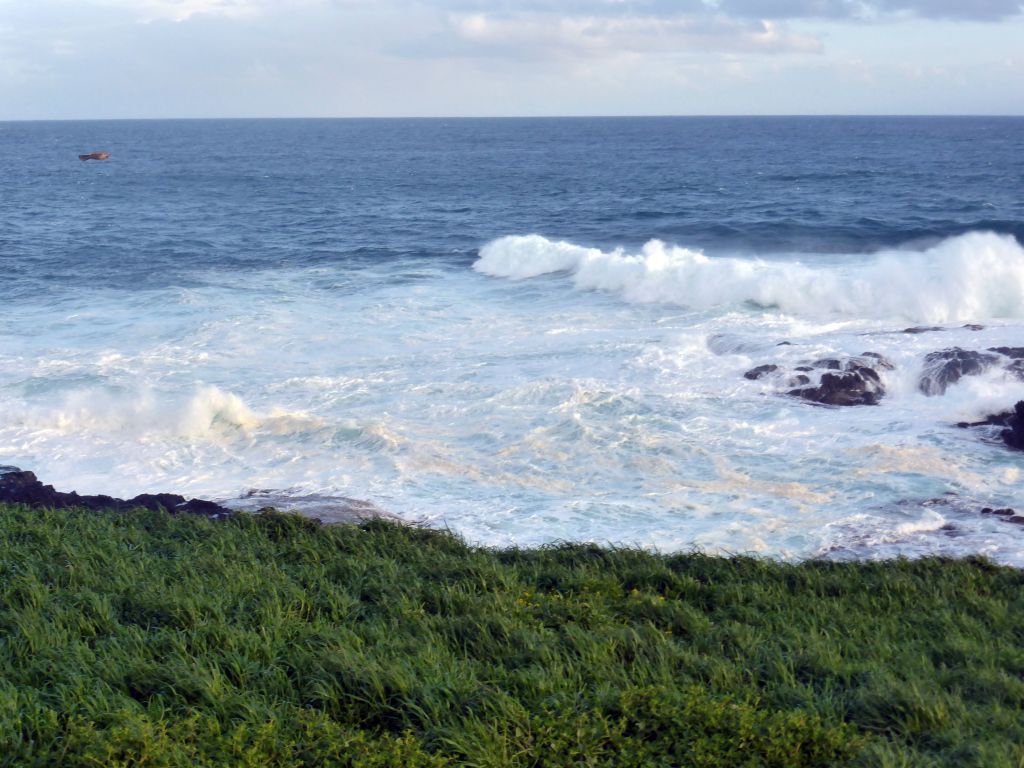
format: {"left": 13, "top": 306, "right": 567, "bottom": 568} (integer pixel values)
{"left": 743, "top": 364, "right": 778, "bottom": 380}
{"left": 78, "top": 151, "right": 110, "bottom": 161}
{"left": 918, "top": 348, "right": 1000, "bottom": 396}
{"left": 0, "top": 467, "right": 233, "bottom": 519}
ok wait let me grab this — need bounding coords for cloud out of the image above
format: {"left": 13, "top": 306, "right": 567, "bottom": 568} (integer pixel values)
{"left": 716, "top": 0, "right": 1024, "bottom": 20}
{"left": 448, "top": 13, "right": 822, "bottom": 57}
{"left": 91, "top": 0, "right": 333, "bottom": 23}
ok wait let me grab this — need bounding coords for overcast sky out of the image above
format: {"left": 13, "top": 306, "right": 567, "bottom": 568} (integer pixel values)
{"left": 1, "top": 0, "right": 1022, "bottom": 119}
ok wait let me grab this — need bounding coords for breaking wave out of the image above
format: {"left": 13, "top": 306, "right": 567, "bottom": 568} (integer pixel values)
{"left": 13, "top": 385, "right": 324, "bottom": 440}
{"left": 474, "top": 232, "right": 1024, "bottom": 324}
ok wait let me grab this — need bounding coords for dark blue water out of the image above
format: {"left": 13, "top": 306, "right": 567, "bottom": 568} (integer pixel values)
{"left": 3, "top": 117, "right": 1022, "bottom": 298}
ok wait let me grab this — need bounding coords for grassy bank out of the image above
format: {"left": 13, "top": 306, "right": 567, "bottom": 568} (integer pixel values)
{"left": 0, "top": 504, "right": 1022, "bottom": 767}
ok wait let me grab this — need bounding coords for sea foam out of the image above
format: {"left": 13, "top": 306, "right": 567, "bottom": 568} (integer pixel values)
{"left": 474, "top": 232, "right": 1024, "bottom": 323}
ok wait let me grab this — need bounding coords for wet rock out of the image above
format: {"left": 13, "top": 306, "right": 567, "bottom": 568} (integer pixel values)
{"left": 776, "top": 341, "right": 793, "bottom": 346}
{"left": 0, "top": 467, "right": 233, "bottom": 519}
{"left": 988, "top": 347, "right": 1024, "bottom": 359}
{"left": 903, "top": 326, "right": 944, "bottom": 334}
{"left": 981, "top": 507, "right": 1015, "bottom": 517}
{"left": 960, "top": 401, "right": 1024, "bottom": 452}
{"left": 78, "top": 151, "right": 110, "bottom": 161}
{"left": 963, "top": 324, "right": 985, "bottom": 331}
{"left": 859, "top": 352, "right": 894, "bottom": 370}
{"left": 918, "top": 348, "right": 999, "bottom": 396}
{"left": 1009, "top": 516, "right": 1024, "bottom": 525}
{"left": 789, "top": 369, "right": 885, "bottom": 406}
{"left": 744, "top": 364, "right": 778, "bottom": 380}
{"left": 1005, "top": 360, "right": 1024, "bottom": 381}
{"left": 744, "top": 352, "right": 892, "bottom": 406}
{"left": 940, "top": 523, "right": 964, "bottom": 537}
{"left": 1001, "top": 401, "right": 1024, "bottom": 451}
{"left": 228, "top": 489, "right": 395, "bottom": 525}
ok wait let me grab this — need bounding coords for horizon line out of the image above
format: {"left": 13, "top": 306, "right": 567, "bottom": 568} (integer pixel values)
{"left": 3, "top": 113, "right": 1024, "bottom": 123}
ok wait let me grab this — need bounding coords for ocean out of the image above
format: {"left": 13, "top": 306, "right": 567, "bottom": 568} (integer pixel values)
{"left": 2, "top": 116, "right": 1023, "bottom": 562}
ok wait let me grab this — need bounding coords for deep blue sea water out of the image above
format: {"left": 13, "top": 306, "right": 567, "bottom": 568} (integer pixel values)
{"left": 2, "top": 117, "right": 1024, "bottom": 561}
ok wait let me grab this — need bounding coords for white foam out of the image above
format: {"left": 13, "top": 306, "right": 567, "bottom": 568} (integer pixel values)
{"left": 4, "top": 246, "right": 1024, "bottom": 565}
{"left": 11, "top": 385, "right": 322, "bottom": 440}
{"left": 475, "top": 232, "right": 1024, "bottom": 323}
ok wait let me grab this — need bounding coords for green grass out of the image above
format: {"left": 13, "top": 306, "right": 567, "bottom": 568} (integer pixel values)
{"left": 0, "top": 504, "right": 1022, "bottom": 767}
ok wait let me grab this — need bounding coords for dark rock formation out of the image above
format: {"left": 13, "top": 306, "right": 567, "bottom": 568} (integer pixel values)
{"left": 963, "top": 324, "right": 985, "bottom": 331}
{"left": 0, "top": 467, "right": 232, "bottom": 519}
{"left": 788, "top": 354, "right": 890, "bottom": 406}
{"left": 958, "top": 401, "right": 1024, "bottom": 452}
{"left": 988, "top": 347, "right": 1024, "bottom": 359}
{"left": 859, "top": 352, "right": 895, "bottom": 370}
{"left": 903, "top": 326, "right": 944, "bottom": 334}
{"left": 918, "top": 348, "right": 1000, "bottom": 396}
{"left": 744, "top": 353, "right": 892, "bottom": 406}
{"left": 790, "top": 367, "right": 884, "bottom": 406}
{"left": 1000, "top": 402, "right": 1024, "bottom": 451}
{"left": 743, "top": 364, "right": 778, "bottom": 380}
{"left": 78, "top": 151, "right": 110, "bottom": 161}
{"left": 981, "top": 507, "right": 1016, "bottom": 517}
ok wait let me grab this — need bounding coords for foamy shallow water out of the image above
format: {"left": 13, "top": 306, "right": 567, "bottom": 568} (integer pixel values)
{"left": 3, "top": 231, "right": 1024, "bottom": 564}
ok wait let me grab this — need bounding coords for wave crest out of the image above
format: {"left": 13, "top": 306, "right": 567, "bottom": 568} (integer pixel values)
{"left": 474, "top": 232, "right": 1024, "bottom": 323}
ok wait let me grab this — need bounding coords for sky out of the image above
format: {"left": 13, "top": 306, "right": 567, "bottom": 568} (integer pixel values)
{"left": 1, "top": 0, "right": 1022, "bottom": 119}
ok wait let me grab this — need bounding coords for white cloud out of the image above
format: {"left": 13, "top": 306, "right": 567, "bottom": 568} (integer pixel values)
{"left": 448, "top": 12, "right": 822, "bottom": 57}
{"left": 92, "top": 0, "right": 329, "bottom": 23}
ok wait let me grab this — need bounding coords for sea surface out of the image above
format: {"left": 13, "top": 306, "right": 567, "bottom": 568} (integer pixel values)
{"left": 2, "top": 117, "right": 1024, "bottom": 562}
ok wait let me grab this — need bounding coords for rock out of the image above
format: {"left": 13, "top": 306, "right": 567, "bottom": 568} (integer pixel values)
{"left": 903, "top": 326, "right": 944, "bottom": 334}
{"left": 744, "top": 364, "right": 778, "bottom": 380}
{"left": 1005, "top": 360, "right": 1024, "bottom": 381}
{"left": 789, "top": 369, "right": 885, "bottom": 406}
{"left": 743, "top": 352, "right": 892, "bottom": 407}
{"left": 981, "top": 507, "right": 1015, "bottom": 517}
{"left": 960, "top": 401, "right": 1024, "bottom": 453}
{"left": 988, "top": 347, "right": 1024, "bottom": 359}
{"left": 918, "top": 348, "right": 999, "bottom": 396}
{"left": 963, "top": 324, "right": 985, "bottom": 331}
{"left": 776, "top": 341, "right": 793, "bottom": 346}
{"left": 0, "top": 467, "right": 232, "bottom": 519}
{"left": 227, "top": 489, "right": 395, "bottom": 525}
{"left": 1009, "top": 517, "right": 1024, "bottom": 525}
{"left": 859, "top": 352, "right": 895, "bottom": 370}
{"left": 78, "top": 151, "right": 110, "bottom": 161}
{"left": 1001, "top": 401, "right": 1024, "bottom": 451}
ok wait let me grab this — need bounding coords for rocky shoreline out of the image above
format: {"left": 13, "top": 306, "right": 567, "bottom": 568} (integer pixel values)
{"left": 0, "top": 466, "right": 396, "bottom": 526}
{"left": 0, "top": 466, "right": 235, "bottom": 519}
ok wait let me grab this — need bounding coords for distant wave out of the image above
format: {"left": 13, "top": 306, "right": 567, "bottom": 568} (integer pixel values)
{"left": 474, "top": 232, "right": 1024, "bottom": 323}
